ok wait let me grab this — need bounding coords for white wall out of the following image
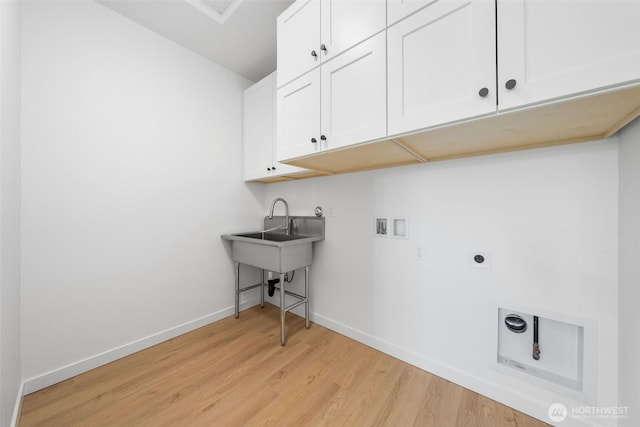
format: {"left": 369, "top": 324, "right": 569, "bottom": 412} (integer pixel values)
{"left": 0, "top": 0, "right": 23, "bottom": 424}
{"left": 265, "top": 139, "right": 620, "bottom": 426}
{"left": 619, "top": 117, "right": 640, "bottom": 427}
{"left": 20, "top": 0, "right": 265, "bottom": 391}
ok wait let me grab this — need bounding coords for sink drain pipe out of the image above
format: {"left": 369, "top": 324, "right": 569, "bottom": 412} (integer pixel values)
{"left": 266, "top": 271, "right": 295, "bottom": 297}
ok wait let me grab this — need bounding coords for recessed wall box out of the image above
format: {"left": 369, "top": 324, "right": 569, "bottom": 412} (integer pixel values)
{"left": 391, "top": 217, "right": 408, "bottom": 239}
{"left": 494, "top": 306, "right": 596, "bottom": 404}
{"left": 374, "top": 217, "right": 388, "bottom": 237}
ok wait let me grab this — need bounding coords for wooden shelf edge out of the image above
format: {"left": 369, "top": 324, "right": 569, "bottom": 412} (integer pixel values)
{"left": 270, "top": 83, "right": 640, "bottom": 182}
{"left": 247, "top": 169, "right": 332, "bottom": 184}
{"left": 424, "top": 133, "right": 607, "bottom": 163}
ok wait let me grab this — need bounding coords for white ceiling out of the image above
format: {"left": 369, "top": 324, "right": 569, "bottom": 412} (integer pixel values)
{"left": 96, "top": 0, "right": 295, "bottom": 82}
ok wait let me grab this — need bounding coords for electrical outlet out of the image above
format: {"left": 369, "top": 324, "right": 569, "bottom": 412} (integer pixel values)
{"left": 415, "top": 246, "right": 425, "bottom": 261}
{"left": 469, "top": 250, "right": 491, "bottom": 269}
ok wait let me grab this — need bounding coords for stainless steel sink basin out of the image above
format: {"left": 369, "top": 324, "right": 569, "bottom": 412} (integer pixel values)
{"left": 221, "top": 215, "right": 324, "bottom": 273}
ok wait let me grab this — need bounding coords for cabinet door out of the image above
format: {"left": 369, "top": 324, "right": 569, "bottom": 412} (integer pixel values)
{"left": 272, "top": 77, "right": 308, "bottom": 177}
{"left": 277, "top": 0, "right": 321, "bottom": 88}
{"left": 277, "top": 70, "right": 321, "bottom": 161}
{"left": 244, "top": 74, "right": 276, "bottom": 181}
{"left": 498, "top": 0, "right": 640, "bottom": 111}
{"left": 387, "top": 0, "right": 496, "bottom": 137}
{"left": 320, "top": 0, "right": 386, "bottom": 63}
{"left": 387, "top": 0, "right": 433, "bottom": 27}
{"left": 321, "top": 31, "right": 387, "bottom": 151}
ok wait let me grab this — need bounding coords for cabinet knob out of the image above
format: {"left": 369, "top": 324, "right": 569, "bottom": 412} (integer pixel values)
{"left": 478, "top": 87, "right": 489, "bottom": 98}
{"left": 267, "top": 167, "right": 272, "bottom": 171}
{"left": 320, "top": 135, "right": 327, "bottom": 141}
{"left": 320, "top": 44, "right": 327, "bottom": 53}
{"left": 311, "top": 137, "right": 317, "bottom": 143}
{"left": 505, "top": 79, "right": 517, "bottom": 90}
{"left": 311, "top": 50, "right": 318, "bottom": 58}
{"left": 272, "top": 166, "right": 276, "bottom": 170}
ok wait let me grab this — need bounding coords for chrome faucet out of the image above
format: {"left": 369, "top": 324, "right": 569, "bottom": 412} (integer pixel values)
{"left": 269, "top": 198, "right": 289, "bottom": 235}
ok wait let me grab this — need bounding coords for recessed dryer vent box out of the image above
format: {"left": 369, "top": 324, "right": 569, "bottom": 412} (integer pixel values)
{"left": 495, "top": 306, "right": 596, "bottom": 404}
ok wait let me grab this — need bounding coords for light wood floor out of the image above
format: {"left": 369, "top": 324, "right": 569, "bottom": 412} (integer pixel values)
{"left": 20, "top": 304, "right": 550, "bottom": 427}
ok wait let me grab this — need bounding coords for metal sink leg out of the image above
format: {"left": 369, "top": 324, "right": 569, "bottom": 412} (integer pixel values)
{"left": 305, "top": 266, "right": 310, "bottom": 329}
{"left": 280, "top": 272, "right": 286, "bottom": 346}
{"left": 234, "top": 262, "right": 240, "bottom": 319}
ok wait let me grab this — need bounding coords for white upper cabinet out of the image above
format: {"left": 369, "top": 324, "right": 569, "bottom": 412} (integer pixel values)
{"left": 321, "top": 32, "right": 387, "bottom": 151}
{"left": 244, "top": 73, "right": 308, "bottom": 181}
{"left": 497, "top": 0, "right": 640, "bottom": 111}
{"left": 277, "top": 70, "right": 321, "bottom": 161}
{"left": 274, "top": 0, "right": 640, "bottom": 177}
{"left": 277, "top": 0, "right": 321, "bottom": 89}
{"left": 278, "top": 32, "right": 387, "bottom": 162}
{"left": 277, "top": 0, "right": 386, "bottom": 88}
{"left": 244, "top": 75, "right": 275, "bottom": 181}
{"left": 387, "top": 0, "right": 496, "bottom": 136}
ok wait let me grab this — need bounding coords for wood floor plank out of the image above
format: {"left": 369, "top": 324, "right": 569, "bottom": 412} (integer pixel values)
{"left": 19, "top": 304, "right": 550, "bottom": 427}
{"left": 335, "top": 353, "right": 407, "bottom": 427}
{"left": 375, "top": 365, "right": 434, "bottom": 426}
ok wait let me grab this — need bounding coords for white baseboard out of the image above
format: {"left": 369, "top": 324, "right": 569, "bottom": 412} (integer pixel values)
{"left": 22, "top": 299, "right": 260, "bottom": 395}
{"left": 310, "top": 312, "right": 601, "bottom": 427}
{"left": 10, "top": 380, "right": 24, "bottom": 427}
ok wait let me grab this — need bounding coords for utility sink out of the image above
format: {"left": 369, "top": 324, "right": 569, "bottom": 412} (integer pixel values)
{"left": 222, "top": 209, "right": 325, "bottom": 346}
{"left": 222, "top": 215, "right": 324, "bottom": 273}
